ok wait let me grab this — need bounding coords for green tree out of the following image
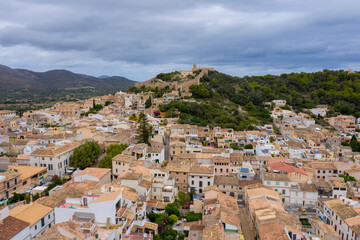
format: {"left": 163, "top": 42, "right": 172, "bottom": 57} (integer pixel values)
{"left": 167, "top": 214, "right": 178, "bottom": 226}
{"left": 136, "top": 112, "right": 152, "bottom": 145}
{"left": 244, "top": 144, "right": 253, "bottom": 149}
{"left": 269, "top": 136, "right": 275, "bottom": 143}
{"left": 145, "top": 96, "right": 152, "bottom": 108}
{"left": 105, "top": 100, "right": 112, "bottom": 106}
{"left": 70, "top": 140, "right": 101, "bottom": 169}
{"left": 165, "top": 203, "right": 180, "bottom": 217}
{"left": 98, "top": 144, "right": 128, "bottom": 168}
{"left": 186, "top": 211, "right": 202, "bottom": 222}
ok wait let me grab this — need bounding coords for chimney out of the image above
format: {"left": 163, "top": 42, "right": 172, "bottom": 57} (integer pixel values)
{"left": 30, "top": 195, "right": 33, "bottom": 205}
{"left": 106, "top": 217, "right": 110, "bottom": 229}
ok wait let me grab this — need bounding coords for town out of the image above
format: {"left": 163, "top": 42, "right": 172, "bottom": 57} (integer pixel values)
{"left": 1, "top": 65, "right": 360, "bottom": 240}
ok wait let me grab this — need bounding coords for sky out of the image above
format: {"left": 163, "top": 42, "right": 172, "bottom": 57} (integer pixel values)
{"left": 0, "top": 0, "right": 359, "bottom": 81}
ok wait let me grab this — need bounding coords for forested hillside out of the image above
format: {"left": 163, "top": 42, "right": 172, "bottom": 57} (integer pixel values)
{"left": 160, "top": 69, "right": 360, "bottom": 130}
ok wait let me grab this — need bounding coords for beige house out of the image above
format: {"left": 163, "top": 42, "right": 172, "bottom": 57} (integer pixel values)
{"left": 7, "top": 165, "right": 47, "bottom": 193}
{"left": 166, "top": 163, "right": 190, "bottom": 192}
{"left": 112, "top": 154, "right": 136, "bottom": 178}
{"left": 0, "top": 169, "right": 21, "bottom": 199}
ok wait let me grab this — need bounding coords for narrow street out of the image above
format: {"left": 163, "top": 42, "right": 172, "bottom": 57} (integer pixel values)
{"left": 239, "top": 207, "right": 255, "bottom": 240}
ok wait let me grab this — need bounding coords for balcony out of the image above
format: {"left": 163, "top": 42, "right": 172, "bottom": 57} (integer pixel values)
{"left": 116, "top": 204, "right": 127, "bottom": 218}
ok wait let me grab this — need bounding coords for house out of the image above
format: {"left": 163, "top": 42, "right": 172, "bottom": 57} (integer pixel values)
{"left": 166, "top": 163, "right": 190, "bottom": 192}
{"left": 0, "top": 206, "right": 31, "bottom": 240}
{"left": 73, "top": 167, "right": 111, "bottom": 185}
{"left": 149, "top": 168, "right": 178, "bottom": 202}
{"left": 7, "top": 165, "right": 47, "bottom": 193}
{"left": 272, "top": 100, "right": 287, "bottom": 107}
{"left": 329, "top": 115, "right": 356, "bottom": 132}
{"left": 310, "top": 218, "right": 340, "bottom": 240}
{"left": 30, "top": 142, "right": 80, "bottom": 176}
{"left": 0, "top": 110, "right": 16, "bottom": 119}
{"left": 146, "top": 147, "right": 165, "bottom": 164}
{"left": 0, "top": 169, "right": 21, "bottom": 199}
{"left": 213, "top": 156, "right": 230, "bottom": 176}
{"left": 289, "top": 183, "right": 318, "bottom": 208}
{"left": 112, "top": 154, "right": 136, "bottom": 178}
{"left": 311, "top": 162, "right": 338, "bottom": 181}
{"left": 322, "top": 199, "right": 359, "bottom": 240}
{"left": 10, "top": 203, "right": 54, "bottom": 238}
{"left": 188, "top": 166, "right": 214, "bottom": 194}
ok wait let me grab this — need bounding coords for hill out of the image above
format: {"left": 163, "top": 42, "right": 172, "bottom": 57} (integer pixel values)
{"left": 0, "top": 64, "right": 135, "bottom": 90}
{"left": 0, "top": 64, "right": 135, "bottom": 113}
{"left": 158, "top": 69, "right": 360, "bottom": 130}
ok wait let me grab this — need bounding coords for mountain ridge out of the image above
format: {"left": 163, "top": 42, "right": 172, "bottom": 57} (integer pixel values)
{"left": 0, "top": 64, "right": 135, "bottom": 90}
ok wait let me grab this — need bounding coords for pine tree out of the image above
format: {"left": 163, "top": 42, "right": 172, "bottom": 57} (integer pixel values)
{"left": 136, "top": 112, "right": 152, "bottom": 145}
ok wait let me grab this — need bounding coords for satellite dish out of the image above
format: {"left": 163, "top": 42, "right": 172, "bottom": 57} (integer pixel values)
{"left": 143, "top": 233, "right": 148, "bottom": 237}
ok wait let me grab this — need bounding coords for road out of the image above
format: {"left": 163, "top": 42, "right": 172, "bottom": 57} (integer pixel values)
{"left": 239, "top": 207, "right": 255, "bottom": 240}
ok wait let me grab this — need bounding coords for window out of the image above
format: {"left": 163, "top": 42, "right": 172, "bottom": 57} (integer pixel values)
{"left": 282, "top": 190, "right": 286, "bottom": 195}
{"left": 199, "top": 181, "right": 203, "bottom": 187}
{"left": 266, "top": 181, "right": 270, "bottom": 185}
{"left": 276, "top": 182, "right": 279, "bottom": 185}
{"left": 48, "top": 164, "right": 53, "bottom": 171}
{"left": 41, "top": 217, "right": 45, "bottom": 227}
{"left": 22, "top": 181, "right": 27, "bottom": 186}
{"left": 48, "top": 214, "right": 50, "bottom": 219}
{"left": 35, "top": 225, "right": 37, "bottom": 230}
{"left": 191, "top": 181, "right": 194, "bottom": 185}
{"left": 285, "top": 182, "right": 288, "bottom": 186}
{"left": 14, "top": 178, "right": 17, "bottom": 185}
{"left": 6, "top": 181, "right": 10, "bottom": 188}
{"left": 208, "top": 182, "right": 210, "bottom": 186}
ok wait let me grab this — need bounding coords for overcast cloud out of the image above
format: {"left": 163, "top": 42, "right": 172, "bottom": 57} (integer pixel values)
{"left": 0, "top": 0, "right": 359, "bottom": 81}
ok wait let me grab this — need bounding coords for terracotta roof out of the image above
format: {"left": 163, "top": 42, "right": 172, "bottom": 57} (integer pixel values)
{"left": 139, "top": 180, "right": 152, "bottom": 189}
{"left": 90, "top": 191, "right": 122, "bottom": 204}
{"left": 166, "top": 163, "right": 191, "bottom": 173}
{"left": 10, "top": 203, "right": 53, "bottom": 226}
{"left": 311, "top": 162, "right": 337, "bottom": 170}
{"left": 75, "top": 167, "right": 110, "bottom": 179}
{"left": 123, "top": 189, "right": 140, "bottom": 202}
{"left": 214, "top": 175, "right": 238, "bottom": 186}
{"left": 263, "top": 172, "right": 291, "bottom": 182}
{"left": 0, "top": 216, "right": 30, "bottom": 240}
{"left": 16, "top": 154, "right": 30, "bottom": 160}
{"left": 112, "top": 154, "right": 134, "bottom": 163}
{"left": 269, "top": 161, "right": 307, "bottom": 176}
{"left": 189, "top": 165, "right": 213, "bottom": 175}
{"left": 0, "top": 169, "right": 21, "bottom": 180}
{"left": 324, "top": 199, "right": 358, "bottom": 220}
{"left": 31, "top": 142, "right": 80, "bottom": 157}
{"left": 213, "top": 156, "right": 230, "bottom": 163}
{"left": 8, "top": 165, "right": 47, "bottom": 180}
{"left": 298, "top": 183, "right": 317, "bottom": 192}
{"left": 258, "top": 222, "right": 288, "bottom": 240}
{"left": 202, "top": 223, "right": 224, "bottom": 240}
{"left": 119, "top": 172, "right": 142, "bottom": 180}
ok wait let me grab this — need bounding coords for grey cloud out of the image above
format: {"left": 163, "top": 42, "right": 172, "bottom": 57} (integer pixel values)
{"left": 0, "top": 0, "right": 359, "bottom": 80}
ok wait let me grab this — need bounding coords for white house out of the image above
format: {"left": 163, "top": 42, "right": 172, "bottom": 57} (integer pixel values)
{"left": 289, "top": 183, "right": 318, "bottom": 207}
{"left": 188, "top": 166, "right": 214, "bottom": 194}
{"left": 30, "top": 142, "right": 80, "bottom": 176}
{"left": 10, "top": 203, "right": 54, "bottom": 238}
{"left": 0, "top": 206, "right": 31, "bottom": 240}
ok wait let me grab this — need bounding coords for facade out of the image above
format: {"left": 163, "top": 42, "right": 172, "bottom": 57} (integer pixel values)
{"left": 112, "top": 154, "right": 136, "bottom": 178}
{"left": 30, "top": 142, "right": 80, "bottom": 176}
{"left": 188, "top": 166, "right": 214, "bottom": 194}
{"left": 73, "top": 167, "right": 111, "bottom": 185}
{"left": 7, "top": 165, "right": 47, "bottom": 193}
{"left": 0, "top": 169, "right": 21, "bottom": 199}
